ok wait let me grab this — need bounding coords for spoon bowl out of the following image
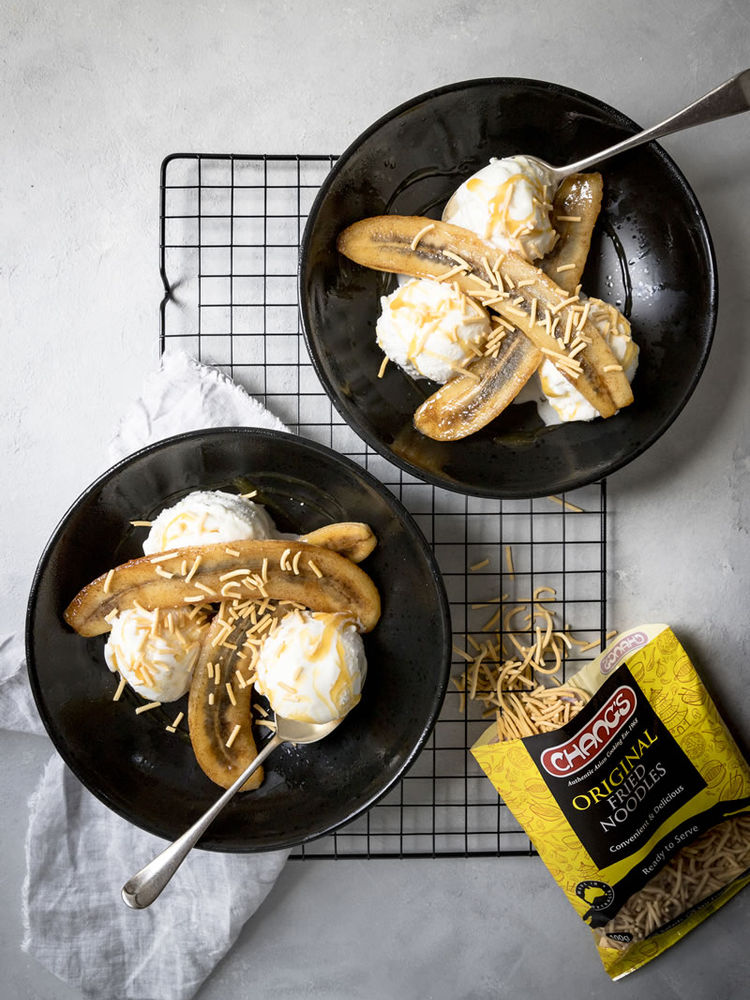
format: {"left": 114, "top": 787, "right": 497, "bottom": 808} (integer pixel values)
{"left": 273, "top": 716, "right": 344, "bottom": 744}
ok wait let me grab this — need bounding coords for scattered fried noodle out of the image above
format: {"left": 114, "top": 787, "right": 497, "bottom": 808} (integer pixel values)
{"left": 454, "top": 582, "right": 594, "bottom": 741}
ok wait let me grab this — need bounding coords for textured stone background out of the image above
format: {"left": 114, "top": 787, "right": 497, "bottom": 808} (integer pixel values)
{"left": 2, "top": 1, "right": 749, "bottom": 997}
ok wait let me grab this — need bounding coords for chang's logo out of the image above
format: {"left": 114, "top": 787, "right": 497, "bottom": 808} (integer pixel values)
{"left": 540, "top": 686, "right": 637, "bottom": 776}
{"left": 600, "top": 631, "right": 648, "bottom": 675}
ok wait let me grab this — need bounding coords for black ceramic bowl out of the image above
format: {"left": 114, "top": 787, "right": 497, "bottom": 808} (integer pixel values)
{"left": 300, "top": 78, "right": 717, "bottom": 498}
{"left": 25, "top": 428, "right": 450, "bottom": 851}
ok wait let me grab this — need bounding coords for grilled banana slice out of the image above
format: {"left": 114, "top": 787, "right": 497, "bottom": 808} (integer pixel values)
{"left": 414, "top": 335, "right": 542, "bottom": 440}
{"left": 299, "top": 522, "right": 376, "bottom": 563}
{"left": 188, "top": 614, "right": 271, "bottom": 791}
{"left": 337, "top": 216, "right": 632, "bottom": 417}
{"left": 541, "top": 173, "right": 603, "bottom": 294}
{"left": 64, "top": 538, "right": 381, "bottom": 637}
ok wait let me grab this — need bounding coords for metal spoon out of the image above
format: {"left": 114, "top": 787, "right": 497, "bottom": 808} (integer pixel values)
{"left": 526, "top": 68, "right": 750, "bottom": 187}
{"left": 121, "top": 714, "right": 343, "bottom": 909}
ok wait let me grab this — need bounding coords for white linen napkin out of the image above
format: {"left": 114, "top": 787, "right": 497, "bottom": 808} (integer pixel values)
{"left": 0, "top": 351, "right": 292, "bottom": 1000}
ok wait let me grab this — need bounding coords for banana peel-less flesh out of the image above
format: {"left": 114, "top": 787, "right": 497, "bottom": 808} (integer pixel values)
{"left": 298, "top": 522, "right": 376, "bottom": 563}
{"left": 414, "top": 338, "right": 542, "bottom": 440}
{"left": 495, "top": 246, "right": 632, "bottom": 413}
{"left": 188, "top": 614, "right": 271, "bottom": 791}
{"left": 64, "top": 538, "right": 381, "bottom": 637}
{"left": 337, "top": 216, "right": 633, "bottom": 417}
{"left": 540, "top": 173, "right": 603, "bottom": 295}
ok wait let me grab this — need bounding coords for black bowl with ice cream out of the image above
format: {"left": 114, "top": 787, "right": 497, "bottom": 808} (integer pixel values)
{"left": 25, "top": 428, "right": 451, "bottom": 851}
{"left": 299, "top": 78, "right": 717, "bottom": 498}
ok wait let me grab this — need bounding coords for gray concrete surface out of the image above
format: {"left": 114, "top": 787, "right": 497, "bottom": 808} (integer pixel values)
{"left": 3, "top": 1, "right": 750, "bottom": 997}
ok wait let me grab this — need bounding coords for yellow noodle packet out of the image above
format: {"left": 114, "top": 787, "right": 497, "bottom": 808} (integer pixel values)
{"left": 472, "top": 624, "right": 750, "bottom": 979}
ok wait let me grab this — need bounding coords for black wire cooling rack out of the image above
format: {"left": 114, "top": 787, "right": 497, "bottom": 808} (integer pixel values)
{"left": 159, "top": 153, "right": 609, "bottom": 858}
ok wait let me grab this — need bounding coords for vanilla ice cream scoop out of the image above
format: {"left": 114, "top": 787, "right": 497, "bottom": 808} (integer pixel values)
{"left": 143, "top": 490, "right": 278, "bottom": 555}
{"left": 104, "top": 606, "right": 206, "bottom": 702}
{"left": 255, "top": 611, "right": 367, "bottom": 724}
{"left": 376, "top": 277, "right": 491, "bottom": 384}
{"left": 442, "top": 155, "right": 557, "bottom": 262}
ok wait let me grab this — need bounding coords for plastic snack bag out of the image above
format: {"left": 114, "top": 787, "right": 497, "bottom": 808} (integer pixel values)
{"left": 472, "top": 624, "right": 750, "bottom": 979}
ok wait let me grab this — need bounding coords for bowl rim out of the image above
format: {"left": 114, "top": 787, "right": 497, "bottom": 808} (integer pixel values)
{"left": 299, "top": 75, "right": 718, "bottom": 499}
{"left": 24, "top": 426, "right": 452, "bottom": 851}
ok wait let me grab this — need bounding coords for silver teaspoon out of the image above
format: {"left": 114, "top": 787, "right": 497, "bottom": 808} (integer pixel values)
{"left": 121, "top": 714, "right": 343, "bottom": 909}
{"left": 525, "top": 68, "right": 750, "bottom": 187}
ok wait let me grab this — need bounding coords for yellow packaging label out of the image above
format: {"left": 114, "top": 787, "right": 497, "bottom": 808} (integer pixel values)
{"left": 471, "top": 624, "right": 750, "bottom": 979}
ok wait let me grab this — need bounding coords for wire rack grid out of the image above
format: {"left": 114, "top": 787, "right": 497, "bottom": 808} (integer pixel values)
{"left": 159, "top": 153, "right": 609, "bottom": 859}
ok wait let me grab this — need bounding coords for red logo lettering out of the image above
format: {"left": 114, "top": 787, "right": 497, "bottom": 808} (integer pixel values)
{"left": 600, "top": 631, "right": 648, "bottom": 675}
{"left": 540, "top": 686, "right": 638, "bottom": 776}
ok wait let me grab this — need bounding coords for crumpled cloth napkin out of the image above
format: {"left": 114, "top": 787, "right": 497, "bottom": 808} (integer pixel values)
{"left": 0, "top": 351, "right": 291, "bottom": 1000}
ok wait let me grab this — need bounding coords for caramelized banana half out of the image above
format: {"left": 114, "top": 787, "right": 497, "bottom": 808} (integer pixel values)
{"left": 540, "top": 173, "right": 603, "bottom": 294}
{"left": 414, "top": 335, "right": 542, "bottom": 440}
{"left": 338, "top": 216, "right": 632, "bottom": 417}
{"left": 188, "top": 614, "right": 273, "bottom": 791}
{"left": 64, "top": 538, "right": 381, "bottom": 637}
{"left": 299, "top": 522, "right": 376, "bottom": 563}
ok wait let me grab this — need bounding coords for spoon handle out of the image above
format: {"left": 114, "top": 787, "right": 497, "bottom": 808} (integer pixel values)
{"left": 121, "top": 733, "right": 283, "bottom": 909}
{"left": 562, "top": 68, "right": 750, "bottom": 177}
